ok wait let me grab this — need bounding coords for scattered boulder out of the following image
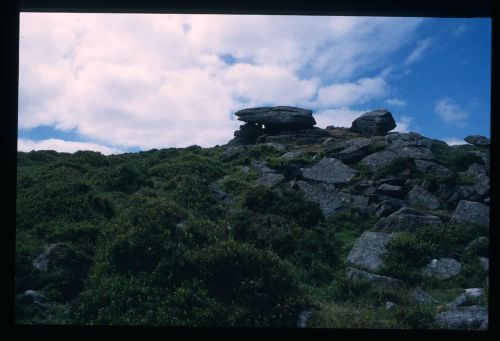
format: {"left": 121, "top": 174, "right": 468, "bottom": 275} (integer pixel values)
{"left": 411, "top": 287, "right": 440, "bottom": 305}
{"left": 422, "top": 258, "right": 461, "bottom": 280}
{"left": 23, "top": 290, "right": 47, "bottom": 304}
{"left": 360, "top": 150, "right": 398, "bottom": 170}
{"left": 301, "top": 158, "right": 358, "bottom": 185}
{"left": 479, "top": 257, "right": 489, "bottom": 272}
{"left": 296, "top": 180, "right": 368, "bottom": 217}
{"left": 345, "top": 267, "right": 403, "bottom": 289}
{"left": 208, "top": 183, "right": 233, "bottom": 204}
{"left": 375, "top": 207, "right": 442, "bottom": 231}
{"left": 281, "top": 150, "right": 304, "bottom": 160}
{"left": 446, "top": 288, "right": 485, "bottom": 309}
{"left": 251, "top": 161, "right": 284, "bottom": 187}
{"left": 464, "top": 135, "right": 489, "bottom": 147}
{"left": 405, "top": 185, "right": 440, "bottom": 210}
{"left": 434, "top": 305, "right": 488, "bottom": 330}
{"left": 346, "top": 231, "right": 400, "bottom": 272}
{"left": 33, "top": 243, "right": 64, "bottom": 272}
{"left": 414, "top": 160, "right": 452, "bottom": 177}
{"left": 235, "top": 106, "right": 316, "bottom": 131}
{"left": 387, "top": 145, "right": 435, "bottom": 160}
{"left": 296, "top": 310, "right": 314, "bottom": 328}
{"left": 328, "top": 137, "right": 375, "bottom": 163}
{"left": 450, "top": 200, "right": 489, "bottom": 227}
{"left": 376, "top": 183, "right": 405, "bottom": 198}
{"left": 385, "top": 301, "right": 396, "bottom": 310}
{"left": 350, "top": 109, "right": 396, "bottom": 136}
{"left": 465, "top": 163, "right": 487, "bottom": 177}
{"left": 472, "top": 174, "right": 490, "bottom": 197}
{"left": 384, "top": 132, "right": 434, "bottom": 148}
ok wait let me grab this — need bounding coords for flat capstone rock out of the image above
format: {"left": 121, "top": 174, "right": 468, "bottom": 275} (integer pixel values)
{"left": 235, "top": 106, "right": 316, "bottom": 130}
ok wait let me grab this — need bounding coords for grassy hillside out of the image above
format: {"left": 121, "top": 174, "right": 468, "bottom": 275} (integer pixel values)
{"left": 15, "top": 139, "right": 489, "bottom": 328}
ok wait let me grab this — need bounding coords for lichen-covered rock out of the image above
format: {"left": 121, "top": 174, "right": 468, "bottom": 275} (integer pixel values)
{"left": 345, "top": 267, "right": 403, "bottom": 289}
{"left": 434, "top": 305, "right": 488, "bottom": 330}
{"left": 251, "top": 161, "right": 284, "bottom": 187}
{"left": 450, "top": 200, "right": 489, "bottom": 227}
{"left": 350, "top": 109, "right": 396, "bottom": 136}
{"left": 281, "top": 150, "right": 304, "bottom": 160}
{"left": 387, "top": 145, "right": 435, "bottom": 160}
{"left": 328, "top": 137, "right": 375, "bottom": 163}
{"left": 464, "top": 135, "right": 490, "bottom": 147}
{"left": 422, "top": 258, "right": 461, "bottom": 280}
{"left": 301, "top": 158, "right": 358, "bottom": 185}
{"left": 375, "top": 207, "right": 442, "bottom": 231}
{"left": 376, "top": 183, "right": 406, "bottom": 198}
{"left": 346, "top": 231, "right": 400, "bottom": 272}
{"left": 405, "top": 185, "right": 440, "bottom": 210}
{"left": 296, "top": 180, "right": 368, "bottom": 217}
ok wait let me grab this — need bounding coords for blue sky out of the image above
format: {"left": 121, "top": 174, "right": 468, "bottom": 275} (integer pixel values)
{"left": 18, "top": 14, "right": 491, "bottom": 154}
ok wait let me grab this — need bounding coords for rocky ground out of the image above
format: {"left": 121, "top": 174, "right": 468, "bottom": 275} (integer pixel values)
{"left": 16, "top": 106, "right": 490, "bottom": 329}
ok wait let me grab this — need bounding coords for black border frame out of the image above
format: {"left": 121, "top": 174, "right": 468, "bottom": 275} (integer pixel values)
{"left": 3, "top": 0, "right": 496, "bottom": 338}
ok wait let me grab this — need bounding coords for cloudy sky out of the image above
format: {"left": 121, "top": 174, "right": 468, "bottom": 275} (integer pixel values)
{"left": 18, "top": 13, "right": 491, "bottom": 154}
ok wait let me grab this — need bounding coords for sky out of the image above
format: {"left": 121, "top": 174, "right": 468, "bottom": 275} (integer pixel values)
{"left": 18, "top": 13, "right": 491, "bottom": 154}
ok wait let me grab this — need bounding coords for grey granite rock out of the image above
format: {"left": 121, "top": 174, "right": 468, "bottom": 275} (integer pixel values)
{"left": 236, "top": 106, "right": 316, "bottom": 130}
{"left": 346, "top": 231, "right": 400, "bottom": 272}
{"left": 434, "top": 305, "right": 488, "bottom": 330}
{"left": 422, "top": 258, "right": 461, "bottom": 280}
{"left": 414, "top": 160, "right": 452, "bottom": 177}
{"left": 296, "top": 180, "right": 368, "bottom": 217}
{"left": 350, "top": 109, "right": 396, "bottom": 136}
{"left": 345, "top": 267, "right": 403, "bottom": 289}
{"left": 375, "top": 207, "right": 442, "bottom": 231}
{"left": 360, "top": 150, "right": 399, "bottom": 170}
{"left": 450, "top": 200, "right": 489, "bottom": 227}
{"left": 464, "top": 135, "right": 489, "bottom": 147}
{"left": 411, "top": 287, "right": 440, "bottom": 305}
{"left": 301, "top": 158, "right": 358, "bottom": 185}
{"left": 405, "top": 185, "right": 440, "bottom": 210}
{"left": 33, "top": 243, "right": 64, "bottom": 272}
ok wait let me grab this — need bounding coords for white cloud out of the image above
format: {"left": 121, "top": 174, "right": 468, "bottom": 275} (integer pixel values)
{"left": 435, "top": 97, "right": 469, "bottom": 125}
{"left": 443, "top": 137, "right": 467, "bottom": 146}
{"left": 314, "top": 107, "right": 367, "bottom": 128}
{"left": 385, "top": 98, "right": 407, "bottom": 107}
{"left": 19, "top": 13, "right": 424, "bottom": 150}
{"left": 316, "top": 77, "right": 390, "bottom": 108}
{"left": 18, "top": 138, "right": 123, "bottom": 155}
{"left": 404, "top": 38, "right": 432, "bottom": 66}
{"left": 392, "top": 115, "right": 413, "bottom": 132}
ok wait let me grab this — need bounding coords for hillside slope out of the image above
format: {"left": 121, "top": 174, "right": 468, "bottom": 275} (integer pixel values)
{"left": 15, "top": 107, "right": 490, "bottom": 329}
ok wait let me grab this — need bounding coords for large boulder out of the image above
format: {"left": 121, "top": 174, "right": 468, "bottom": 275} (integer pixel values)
{"left": 464, "top": 135, "right": 490, "bottom": 147}
{"left": 350, "top": 109, "right": 396, "bottom": 136}
{"left": 450, "top": 200, "right": 489, "bottom": 227}
{"left": 235, "top": 106, "right": 316, "bottom": 131}
{"left": 345, "top": 267, "right": 403, "bottom": 289}
{"left": 327, "top": 137, "right": 375, "bottom": 163}
{"left": 346, "top": 231, "right": 399, "bottom": 272}
{"left": 422, "top": 258, "right": 461, "bottom": 280}
{"left": 405, "top": 185, "right": 440, "bottom": 210}
{"left": 301, "top": 158, "right": 358, "bottom": 185}
{"left": 252, "top": 161, "right": 285, "bottom": 187}
{"left": 296, "top": 180, "right": 368, "bottom": 217}
{"left": 434, "top": 305, "right": 488, "bottom": 330}
{"left": 465, "top": 163, "right": 487, "bottom": 177}
{"left": 375, "top": 207, "right": 442, "bottom": 231}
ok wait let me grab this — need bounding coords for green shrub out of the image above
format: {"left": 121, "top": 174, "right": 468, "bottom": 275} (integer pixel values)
{"left": 382, "top": 232, "right": 436, "bottom": 282}
{"left": 430, "top": 141, "right": 485, "bottom": 171}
